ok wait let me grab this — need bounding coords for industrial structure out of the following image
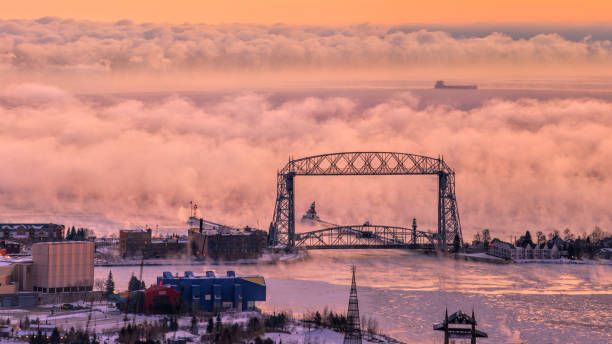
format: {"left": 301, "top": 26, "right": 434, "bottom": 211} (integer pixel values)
{"left": 188, "top": 217, "right": 267, "bottom": 261}
{"left": 268, "top": 152, "right": 462, "bottom": 249}
{"left": 119, "top": 229, "right": 151, "bottom": 257}
{"left": 120, "top": 228, "right": 187, "bottom": 258}
{"left": 343, "top": 266, "right": 362, "bottom": 344}
{"left": 433, "top": 309, "right": 488, "bottom": 344}
{"left": 156, "top": 270, "right": 266, "bottom": 313}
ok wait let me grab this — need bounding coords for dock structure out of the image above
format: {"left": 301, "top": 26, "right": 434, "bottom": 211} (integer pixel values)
{"left": 433, "top": 309, "right": 488, "bottom": 344}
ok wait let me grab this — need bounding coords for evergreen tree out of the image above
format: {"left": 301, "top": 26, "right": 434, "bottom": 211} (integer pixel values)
{"left": 50, "top": 327, "right": 60, "bottom": 344}
{"left": 215, "top": 313, "right": 222, "bottom": 332}
{"left": 453, "top": 233, "right": 462, "bottom": 252}
{"left": 525, "top": 230, "right": 533, "bottom": 245}
{"left": 105, "top": 271, "right": 115, "bottom": 295}
{"left": 207, "top": 317, "right": 214, "bottom": 334}
{"left": 128, "top": 275, "right": 144, "bottom": 291}
{"left": 190, "top": 314, "right": 199, "bottom": 335}
{"left": 314, "top": 311, "right": 322, "bottom": 325}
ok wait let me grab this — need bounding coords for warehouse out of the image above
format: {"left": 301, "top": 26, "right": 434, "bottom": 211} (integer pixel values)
{"left": 188, "top": 226, "right": 267, "bottom": 261}
{"left": 156, "top": 270, "right": 266, "bottom": 313}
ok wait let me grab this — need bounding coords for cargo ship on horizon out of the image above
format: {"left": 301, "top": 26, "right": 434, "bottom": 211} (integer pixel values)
{"left": 434, "top": 80, "right": 477, "bottom": 89}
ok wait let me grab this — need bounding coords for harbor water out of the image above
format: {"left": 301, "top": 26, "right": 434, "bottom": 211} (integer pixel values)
{"left": 94, "top": 250, "right": 611, "bottom": 344}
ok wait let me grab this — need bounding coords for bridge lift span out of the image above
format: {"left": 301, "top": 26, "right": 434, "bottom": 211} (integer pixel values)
{"left": 268, "top": 152, "right": 462, "bottom": 249}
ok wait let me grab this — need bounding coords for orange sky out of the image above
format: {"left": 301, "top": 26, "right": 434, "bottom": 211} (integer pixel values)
{"left": 2, "top": 0, "right": 612, "bottom": 24}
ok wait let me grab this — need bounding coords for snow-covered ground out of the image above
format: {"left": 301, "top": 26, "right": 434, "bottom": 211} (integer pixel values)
{"left": 264, "top": 322, "right": 403, "bottom": 344}
{"left": 458, "top": 252, "right": 505, "bottom": 261}
{"left": 514, "top": 257, "right": 612, "bottom": 264}
{"left": 460, "top": 252, "right": 612, "bottom": 265}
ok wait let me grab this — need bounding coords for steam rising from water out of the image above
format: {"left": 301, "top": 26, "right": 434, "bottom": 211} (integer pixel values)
{"left": 2, "top": 19, "right": 612, "bottom": 93}
{"left": 0, "top": 84, "right": 611, "bottom": 238}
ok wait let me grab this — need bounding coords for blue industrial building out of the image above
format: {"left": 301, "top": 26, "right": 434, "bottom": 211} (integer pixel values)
{"left": 157, "top": 270, "right": 266, "bottom": 312}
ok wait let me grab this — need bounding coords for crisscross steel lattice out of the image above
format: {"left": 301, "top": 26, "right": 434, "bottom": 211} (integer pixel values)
{"left": 268, "top": 152, "right": 462, "bottom": 249}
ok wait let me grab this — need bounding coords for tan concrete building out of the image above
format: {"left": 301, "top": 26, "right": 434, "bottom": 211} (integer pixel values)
{"left": 32, "top": 242, "right": 94, "bottom": 293}
{"left": 0, "top": 263, "right": 17, "bottom": 294}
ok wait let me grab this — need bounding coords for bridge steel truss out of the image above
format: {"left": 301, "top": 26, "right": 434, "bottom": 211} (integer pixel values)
{"left": 268, "top": 152, "right": 463, "bottom": 248}
{"left": 294, "top": 225, "right": 436, "bottom": 250}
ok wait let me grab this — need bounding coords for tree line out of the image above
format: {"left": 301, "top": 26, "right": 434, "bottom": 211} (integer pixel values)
{"left": 65, "top": 226, "right": 93, "bottom": 241}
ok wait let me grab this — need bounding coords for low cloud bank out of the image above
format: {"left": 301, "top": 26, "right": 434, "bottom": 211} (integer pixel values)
{"left": 1, "top": 19, "right": 611, "bottom": 73}
{"left": 0, "top": 84, "right": 610, "bottom": 238}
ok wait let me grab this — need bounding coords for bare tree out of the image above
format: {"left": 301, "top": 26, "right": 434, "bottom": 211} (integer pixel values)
{"left": 94, "top": 278, "right": 106, "bottom": 293}
{"left": 367, "top": 316, "right": 378, "bottom": 338}
{"left": 481, "top": 229, "right": 491, "bottom": 245}
{"left": 536, "top": 231, "right": 546, "bottom": 245}
{"left": 563, "top": 228, "right": 574, "bottom": 241}
{"left": 591, "top": 226, "right": 604, "bottom": 243}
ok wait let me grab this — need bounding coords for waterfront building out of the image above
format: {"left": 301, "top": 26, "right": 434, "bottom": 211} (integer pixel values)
{"left": 188, "top": 223, "right": 266, "bottom": 261}
{"left": 119, "top": 229, "right": 151, "bottom": 257}
{"left": 17, "top": 324, "right": 58, "bottom": 340}
{"left": 488, "top": 239, "right": 560, "bottom": 260}
{"left": 142, "top": 238, "right": 188, "bottom": 258}
{"left": 32, "top": 241, "right": 94, "bottom": 293}
{"left": 488, "top": 239, "right": 513, "bottom": 259}
{"left": 156, "top": 270, "right": 266, "bottom": 312}
{"left": 0, "top": 240, "right": 22, "bottom": 254}
{"left": 0, "top": 256, "right": 34, "bottom": 291}
{"left": 595, "top": 248, "right": 612, "bottom": 259}
{"left": 0, "top": 224, "right": 64, "bottom": 243}
{"left": 120, "top": 229, "right": 188, "bottom": 258}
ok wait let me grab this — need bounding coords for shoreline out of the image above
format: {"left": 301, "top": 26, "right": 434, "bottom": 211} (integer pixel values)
{"left": 94, "top": 250, "right": 309, "bottom": 267}
{"left": 457, "top": 252, "right": 612, "bottom": 265}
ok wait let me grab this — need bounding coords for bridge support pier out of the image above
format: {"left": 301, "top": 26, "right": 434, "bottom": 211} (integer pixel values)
{"left": 286, "top": 174, "right": 295, "bottom": 247}
{"left": 438, "top": 173, "right": 447, "bottom": 248}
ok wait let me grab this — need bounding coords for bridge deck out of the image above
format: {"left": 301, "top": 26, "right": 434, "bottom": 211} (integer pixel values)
{"left": 294, "top": 224, "right": 437, "bottom": 250}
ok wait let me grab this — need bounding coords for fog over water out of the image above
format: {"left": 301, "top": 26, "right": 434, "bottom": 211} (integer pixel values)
{"left": 95, "top": 250, "right": 612, "bottom": 344}
{"left": 1, "top": 84, "right": 612, "bottom": 241}
{"left": 2, "top": 18, "right": 611, "bottom": 343}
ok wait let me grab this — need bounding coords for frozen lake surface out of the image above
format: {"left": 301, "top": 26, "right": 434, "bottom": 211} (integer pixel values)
{"left": 95, "top": 250, "right": 612, "bottom": 344}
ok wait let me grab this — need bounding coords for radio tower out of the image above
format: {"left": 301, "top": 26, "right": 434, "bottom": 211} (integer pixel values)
{"left": 344, "top": 265, "right": 362, "bottom": 344}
